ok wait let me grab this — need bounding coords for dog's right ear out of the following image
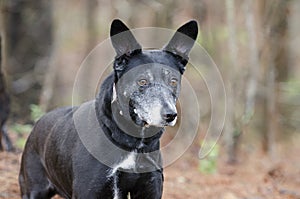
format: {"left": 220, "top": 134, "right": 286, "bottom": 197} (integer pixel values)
{"left": 163, "top": 20, "right": 198, "bottom": 73}
{"left": 110, "top": 19, "right": 142, "bottom": 60}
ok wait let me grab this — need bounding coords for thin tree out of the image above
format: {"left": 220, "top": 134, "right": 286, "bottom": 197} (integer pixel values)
{"left": 224, "top": 0, "right": 240, "bottom": 164}
{"left": 259, "top": 0, "right": 289, "bottom": 157}
{"left": 0, "top": 36, "right": 14, "bottom": 151}
{"left": 225, "top": 0, "right": 260, "bottom": 163}
{"left": 1, "top": 0, "right": 53, "bottom": 119}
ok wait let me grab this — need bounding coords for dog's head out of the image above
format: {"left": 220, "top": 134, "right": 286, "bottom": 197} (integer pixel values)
{"left": 110, "top": 19, "right": 198, "bottom": 128}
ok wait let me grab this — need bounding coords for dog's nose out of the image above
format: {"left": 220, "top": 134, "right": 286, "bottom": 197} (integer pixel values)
{"left": 163, "top": 112, "right": 177, "bottom": 123}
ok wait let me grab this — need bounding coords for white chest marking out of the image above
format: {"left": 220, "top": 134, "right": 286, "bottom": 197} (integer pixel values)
{"left": 110, "top": 152, "right": 136, "bottom": 176}
{"left": 109, "top": 152, "right": 136, "bottom": 199}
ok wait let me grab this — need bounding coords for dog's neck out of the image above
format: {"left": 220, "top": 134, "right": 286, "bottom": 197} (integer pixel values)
{"left": 95, "top": 74, "right": 164, "bottom": 152}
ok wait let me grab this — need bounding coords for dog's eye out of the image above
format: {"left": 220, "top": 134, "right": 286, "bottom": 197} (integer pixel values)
{"left": 137, "top": 79, "right": 148, "bottom": 86}
{"left": 170, "top": 78, "right": 178, "bottom": 87}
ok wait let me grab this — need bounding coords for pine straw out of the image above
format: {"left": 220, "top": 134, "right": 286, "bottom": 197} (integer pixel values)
{"left": 0, "top": 152, "right": 21, "bottom": 199}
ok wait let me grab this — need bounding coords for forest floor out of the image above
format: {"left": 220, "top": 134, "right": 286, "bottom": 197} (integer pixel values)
{"left": 1, "top": 137, "right": 300, "bottom": 199}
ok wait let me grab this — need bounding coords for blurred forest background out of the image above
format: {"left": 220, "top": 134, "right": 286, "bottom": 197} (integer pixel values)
{"left": 0, "top": 0, "right": 300, "bottom": 198}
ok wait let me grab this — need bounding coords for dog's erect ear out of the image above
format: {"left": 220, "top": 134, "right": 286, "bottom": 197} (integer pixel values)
{"left": 110, "top": 19, "right": 142, "bottom": 58}
{"left": 163, "top": 20, "right": 198, "bottom": 62}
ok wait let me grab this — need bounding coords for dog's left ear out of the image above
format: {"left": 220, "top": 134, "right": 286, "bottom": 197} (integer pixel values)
{"left": 163, "top": 20, "right": 198, "bottom": 66}
{"left": 110, "top": 19, "right": 142, "bottom": 59}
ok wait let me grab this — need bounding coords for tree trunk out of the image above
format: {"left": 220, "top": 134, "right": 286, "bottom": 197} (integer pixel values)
{"left": 259, "top": 0, "right": 289, "bottom": 157}
{"left": 1, "top": 0, "right": 53, "bottom": 120}
{"left": 0, "top": 36, "right": 13, "bottom": 151}
{"left": 243, "top": 0, "right": 260, "bottom": 124}
{"left": 225, "top": 0, "right": 241, "bottom": 164}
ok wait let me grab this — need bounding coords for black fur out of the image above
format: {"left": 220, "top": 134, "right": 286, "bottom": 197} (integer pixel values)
{"left": 19, "top": 19, "right": 198, "bottom": 199}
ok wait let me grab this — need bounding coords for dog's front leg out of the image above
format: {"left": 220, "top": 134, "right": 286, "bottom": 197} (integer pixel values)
{"left": 71, "top": 173, "right": 115, "bottom": 199}
{"left": 130, "top": 171, "right": 163, "bottom": 199}
{"left": 72, "top": 188, "right": 114, "bottom": 199}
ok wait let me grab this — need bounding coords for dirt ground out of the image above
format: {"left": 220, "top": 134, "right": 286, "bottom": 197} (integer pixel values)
{"left": 1, "top": 143, "right": 300, "bottom": 199}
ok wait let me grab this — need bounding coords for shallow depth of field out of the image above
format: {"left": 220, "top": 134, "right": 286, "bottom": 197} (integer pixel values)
{"left": 1, "top": 0, "right": 300, "bottom": 199}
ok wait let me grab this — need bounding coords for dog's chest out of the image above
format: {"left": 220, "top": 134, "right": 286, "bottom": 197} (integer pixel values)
{"left": 109, "top": 152, "right": 136, "bottom": 176}
{"left": 108, "top": 152, "right": 137, "bottom": 199}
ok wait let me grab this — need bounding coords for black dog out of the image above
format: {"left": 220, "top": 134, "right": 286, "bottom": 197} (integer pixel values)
{"left": 19, "top": 19, "right": 198, "bottom": 199}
